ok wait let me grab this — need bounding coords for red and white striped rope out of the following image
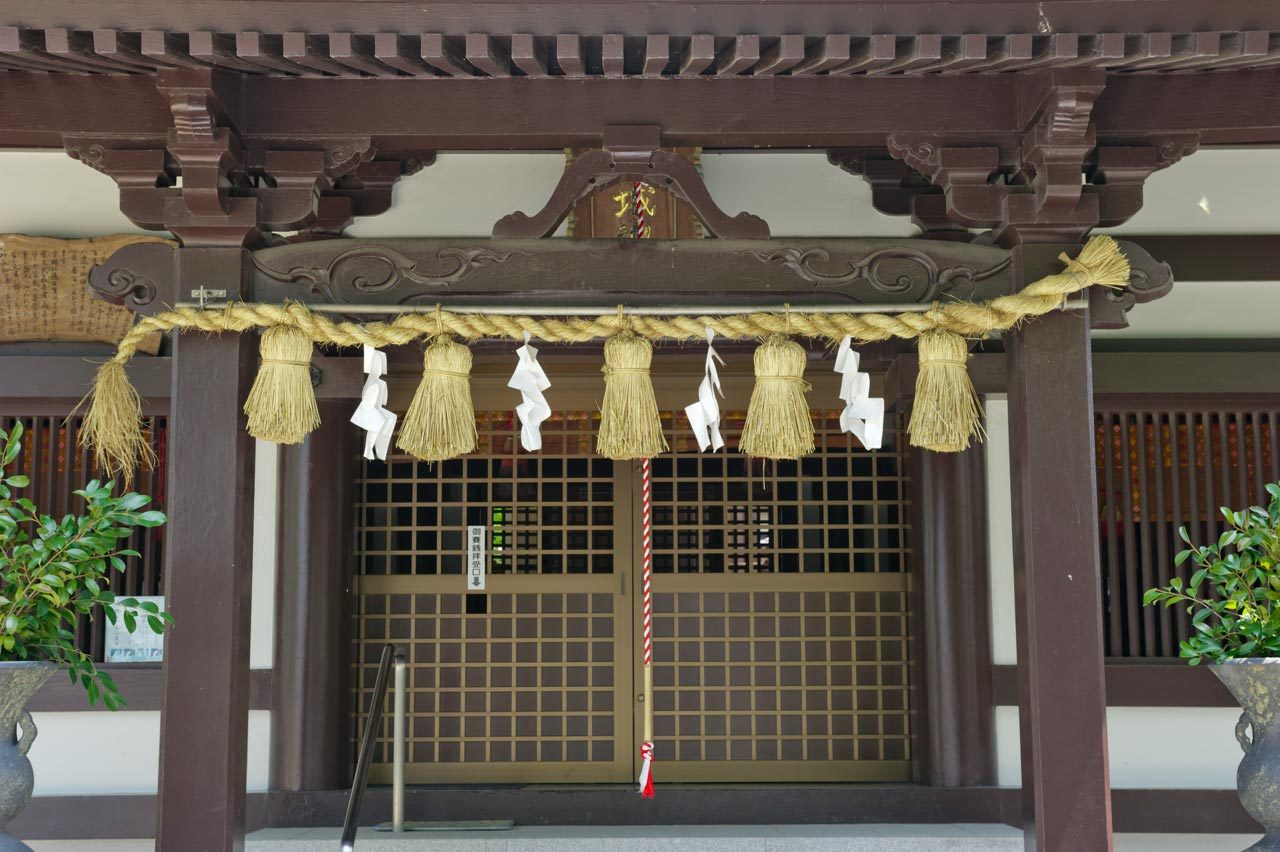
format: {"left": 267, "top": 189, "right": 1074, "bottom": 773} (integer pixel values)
{"left": 639, "top": 456, "right": 655, "bottom": 798}
{"left": 642, "top": 457, "right": 652, "bottom": 667}
{"left": 634, "top": 180, "right": 648, "bottom": 239}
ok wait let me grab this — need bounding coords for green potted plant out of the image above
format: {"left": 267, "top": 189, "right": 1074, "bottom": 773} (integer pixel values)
{"left": 1144, "top": 482, "right": 1280, "bottom": 852}
{"left": 0, "top": 422, "right": 171, "bottom": 850}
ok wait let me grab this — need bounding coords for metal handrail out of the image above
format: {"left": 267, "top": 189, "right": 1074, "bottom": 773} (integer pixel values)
{"left": 341, "top": 643, "right": 406, "bottom": 851}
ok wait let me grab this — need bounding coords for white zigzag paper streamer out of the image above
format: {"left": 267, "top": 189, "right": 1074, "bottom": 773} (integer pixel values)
{"left": 835, "top": 336, "right": 885, "bottom": 451}
{"left": 350, "top": 344, "right": 397, "bottom": 461}
{"left": 508, "top": 332, "right": 552, "bottom": 452}
{"left": 684, "top": 327, "right": 725, "bottom": 452}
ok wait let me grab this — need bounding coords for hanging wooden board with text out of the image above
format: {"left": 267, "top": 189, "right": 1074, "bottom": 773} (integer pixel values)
{"left": 0, "top": 234, "right": 169, "bottom": 353}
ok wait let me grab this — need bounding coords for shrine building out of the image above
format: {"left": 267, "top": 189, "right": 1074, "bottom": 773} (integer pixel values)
{"left": 1, "top": 2, "right": 1279, "bottom": 850}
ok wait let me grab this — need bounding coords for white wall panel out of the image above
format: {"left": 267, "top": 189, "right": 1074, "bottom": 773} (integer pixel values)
{"left": 250, "top": 440, "right": 279, "bottom": 670}
{"left": 984, "top": 397, "right": 1018, "bottom": 666}
{"left": 1106, "top": 149, "right": 1280, "bottom": 235}
{"left": 1095, "top": 280, "right": 1280, "bottom": 339}
{"left": 346, "top": 152, "right": 568, "bottom": 238}
{"left": 996, "top": 705, "right": 1242, "bottom": 789}
{"left": 698, "top": 152, "right": 913, "bottom": 238}
{"left": 29, "top": 710, "right": 271, "bottom": 795}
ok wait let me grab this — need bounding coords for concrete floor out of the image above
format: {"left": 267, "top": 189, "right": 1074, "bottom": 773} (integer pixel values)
{"left": 25, "top": 832, "right": 1265, "bottom": 852}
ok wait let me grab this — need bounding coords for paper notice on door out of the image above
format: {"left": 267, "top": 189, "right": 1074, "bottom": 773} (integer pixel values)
{"left": 467, "top": 525, "right": 486, "bottom": 591}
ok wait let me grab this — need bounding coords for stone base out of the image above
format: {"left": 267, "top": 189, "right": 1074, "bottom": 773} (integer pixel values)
{"left": 246, "top": 824, "right": 1022, "bottom": 851}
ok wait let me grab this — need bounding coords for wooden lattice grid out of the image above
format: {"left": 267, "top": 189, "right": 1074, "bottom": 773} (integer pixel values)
{"left": 354, "top": 400, "right": 913, "bottom": 783}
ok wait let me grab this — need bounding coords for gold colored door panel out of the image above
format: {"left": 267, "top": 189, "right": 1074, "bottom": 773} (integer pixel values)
{"left": 354, "top": 359, "right": 912, "bottom": 785}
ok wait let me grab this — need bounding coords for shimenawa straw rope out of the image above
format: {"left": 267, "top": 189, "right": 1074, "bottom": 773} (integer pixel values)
{"left": 81, "top": 236, "right": 1129, "bottom": 476}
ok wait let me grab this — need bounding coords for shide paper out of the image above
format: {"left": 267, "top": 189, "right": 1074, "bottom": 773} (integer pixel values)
{"left": 685, "top": 328, "right": 726, "bottom": 452}
{"left": 350, "top": 344, "right": 397, "bottom": 460}
{"left": 508, "top": 332, "right": 552, "bottom": 452}
{"left": 835, "top": 336, "right": 885, "bottom": 451}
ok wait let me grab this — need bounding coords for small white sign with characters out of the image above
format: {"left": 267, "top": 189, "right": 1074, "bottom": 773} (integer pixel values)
{"left": 104, "top": 595, "right": 166, "bottom": 663}
{"left": 467, "top": 526, "right": 487, "bottom": 591}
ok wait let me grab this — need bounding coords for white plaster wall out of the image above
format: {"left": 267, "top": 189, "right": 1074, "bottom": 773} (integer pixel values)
{"left": 984, "top": 397, "right": 1019, "bottom": 667}
{"left": 346, "top": 152, "right": 569, "bottom": 238}
{"left": 250, "top": 440, "right": 280, "bottom": 670}
{"left": 1094, "top": 279, "right": 1280, "bottom": 339}
{"left": 995, "top": 706, "right": 1243, "bottom": 790}
{"left": 698, "top": 151, "right": 912, "bottom": 238}
{"left": 29, "top": 711, "right": 272, "bottom": 795}
{"left": 27, "top": 440, "right": 279, "bottom": 795}
{"left": 1105, "top": 148, "right": 1280, "bottom": 235}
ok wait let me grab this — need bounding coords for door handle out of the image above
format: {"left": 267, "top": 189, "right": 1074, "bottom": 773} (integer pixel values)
{"left": 620, "top": 568, "right": 627, "bottom": 596}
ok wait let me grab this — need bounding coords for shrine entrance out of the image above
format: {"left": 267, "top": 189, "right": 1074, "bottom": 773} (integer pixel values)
{"left": 353, "top": 354, "right": 913, "bottom": 785}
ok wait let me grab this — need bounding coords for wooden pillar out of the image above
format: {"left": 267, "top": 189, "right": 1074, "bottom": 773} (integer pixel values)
{"left": 270, "top": 400, "right": 360, "bottom": 790}
{"left": 155, "top": 329, "right": 257, "bottom": 852}
{"left": 908, "top": 443, "right": 995, "bottom": 787}
{"left": 1006, "top": 283, "right": 1112, "bottom": 851}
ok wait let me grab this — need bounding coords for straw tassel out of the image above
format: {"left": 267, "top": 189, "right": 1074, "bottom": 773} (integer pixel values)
{"left": 80, "top": 359, "right": 154, "bottom": 484}
{"left": 397, "top": 334, "right": 478, "bottom": 462}
{"left": 908, "top": 330, "right": 984, "bottom": 453}
{"left": 597, "top": 332, "right": 668, "bottom": 461}
{"left": 739, "top": 334, "right": 814, "bottom": 460}
{"left": 244, "top": 325, "right": 321, "bottom": 445}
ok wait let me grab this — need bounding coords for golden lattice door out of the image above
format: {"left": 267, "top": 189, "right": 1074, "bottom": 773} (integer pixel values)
{"left": 354, "top": 358, "right": 912, "bottom": 784}
{"left": 356, "top": 410, "right": 634, "bottom": 783}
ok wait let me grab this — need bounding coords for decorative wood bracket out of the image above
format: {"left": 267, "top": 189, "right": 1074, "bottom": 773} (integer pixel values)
{"left": 828, "top": 150, "right": 965, "bottom": 239}
{"left": 65, "top": 69, "right": 430, "bottom": 245}
{"left": 842, "top": 71, "right": 1199, "bottom": 245}
{"left": 1088, "top": 239, "right": 1175, "bottom": 330}
{"left": 89, "top": 240, "right": 179, "bottom": 314}
{"left": 493, "top": 125, "right": 770, "bottom": 239}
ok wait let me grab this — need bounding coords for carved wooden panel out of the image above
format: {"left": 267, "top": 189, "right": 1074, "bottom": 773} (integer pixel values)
{"left": 244, "top": 238, "right": 1015, "bottom": 309}
{"left": 567, "top": 147, "right": 704, "bottom": 239}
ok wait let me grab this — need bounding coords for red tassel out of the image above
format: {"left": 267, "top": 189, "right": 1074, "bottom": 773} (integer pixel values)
{"left": 639, "top": 741, "right": 655, "bottom": 799}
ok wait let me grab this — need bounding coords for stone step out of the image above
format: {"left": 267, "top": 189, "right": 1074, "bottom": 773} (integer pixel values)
{"left": 245, "top": 824, "right": 1023, "bottom": 852}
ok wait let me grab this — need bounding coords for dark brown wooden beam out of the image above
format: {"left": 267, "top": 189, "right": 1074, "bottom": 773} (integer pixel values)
{"left": 7, "top": 68, "right": 1280, "bottom": 149}
{"left": 909, "top": 444, "right": 995, "bottom": 787}
{"left": 155, "top": 314, "right": 257, "bottom": 849}
{"left": 0, "top": 355, "right": 172, "bottom": 403}
{"left": 29, "top": 666, "right": 272, "bottom": 712}
{"left": 992, "top": 663, "right": 1235, "bottom": 708}
{"left": 1120, "top": 235, "right": 1280, "bottom": 283}
{"left": 1006, "top": 287, "right": 1112, "bottom": 849}
{"left": 886, "top": 352, "right": 1280, "bottom": 409}
{"left": 270, "top": 401, "right": 359, "bottom": 791}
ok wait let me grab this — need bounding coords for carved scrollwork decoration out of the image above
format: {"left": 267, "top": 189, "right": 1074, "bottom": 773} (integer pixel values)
{"left": 743, "top": 246, "right": 1011, "bottom": 303}
{"left": 98, "top": 268, "right": 158, "bottom": 310}
{"left": 252, "top": 245, "right": 524, "bottom": 304}
{"left": 65, "top": 142, "right": 108, "bottom": 175}
{"left": 1089, "top": 240, "right": 1174, "bottom": 329}
{"left": 321, "top": 138, "right": 376, "bottom": 180}
{"left": 86, "top": 241, "right": 177, "bottom": 316}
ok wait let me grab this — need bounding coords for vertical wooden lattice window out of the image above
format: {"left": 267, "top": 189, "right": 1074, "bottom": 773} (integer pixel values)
{"left": 1095, "top": 399, "right": 1280, "bottom": 658}
{"left": 0, "top": 414, "right": 168, "bottom": 661}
